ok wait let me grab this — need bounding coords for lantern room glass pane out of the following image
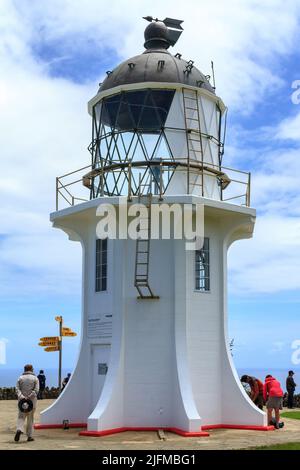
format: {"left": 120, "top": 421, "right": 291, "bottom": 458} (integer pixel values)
{"left": 101, "top": 89, "right": 175, "bottom": 132}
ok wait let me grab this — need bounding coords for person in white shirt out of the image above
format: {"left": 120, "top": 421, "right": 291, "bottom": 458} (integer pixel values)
{"left": 15, "top": 364, "right": 39, "bottom": 442}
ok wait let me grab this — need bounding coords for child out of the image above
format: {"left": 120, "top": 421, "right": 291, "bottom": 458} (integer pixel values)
{"left": 263, "top": 375, "right": 284, "bottom": 429}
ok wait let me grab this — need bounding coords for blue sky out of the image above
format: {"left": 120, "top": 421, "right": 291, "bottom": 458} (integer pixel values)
{"left": 1, "top": 0, "right": 300, "bottom": 380}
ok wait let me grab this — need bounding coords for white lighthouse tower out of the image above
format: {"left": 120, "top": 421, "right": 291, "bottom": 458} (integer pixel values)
{"left": 39, "top": 18, "right": 271, "bottom": 436}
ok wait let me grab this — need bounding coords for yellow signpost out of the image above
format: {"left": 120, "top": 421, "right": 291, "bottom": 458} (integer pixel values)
{"left": 38, "top": 317, "right": 77, "bottom": 392}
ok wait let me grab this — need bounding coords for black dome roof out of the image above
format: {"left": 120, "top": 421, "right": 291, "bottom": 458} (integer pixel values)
{"left": 99, "top": 19, "right": 215, "bottom": 94}
{"left": 99, "top": 50, "right": 215, "bottom": 94}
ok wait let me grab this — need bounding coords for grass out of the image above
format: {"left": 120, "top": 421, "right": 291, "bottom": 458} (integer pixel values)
{"left": 281, "top": 411, "right": 300, "bottom": 420}
{"left": 254, "top": 442, "right": 300, "bottom": 450}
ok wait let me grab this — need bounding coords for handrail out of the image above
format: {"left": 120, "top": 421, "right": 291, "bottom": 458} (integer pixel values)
{"left": 82, "top": 159, "right": 229, "bottom": 180}
{"left": 56, "top": 159, "right": 251, "bottom": 210}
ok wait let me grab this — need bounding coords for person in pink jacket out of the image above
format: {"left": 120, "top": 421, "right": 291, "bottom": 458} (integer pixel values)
{"left": 263, "top": 375, "right": 284, "bottom": 429}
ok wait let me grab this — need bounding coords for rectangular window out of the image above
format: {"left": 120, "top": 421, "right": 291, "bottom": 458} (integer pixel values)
{"left": 195, "top": 238, "right": 210, "bottom": 292}
{"left": 95, "top": 239, "right": 107, "bottom": 292}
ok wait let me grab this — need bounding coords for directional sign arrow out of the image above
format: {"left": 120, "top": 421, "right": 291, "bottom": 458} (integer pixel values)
{"left": 44, "top": 346, "right": 60, "bottom": 352}
{"left": 62, "top": 331, "right": 77, "bottom": 337}
{"left": 38, "top": 341, "right": 59, "bottom": 347}
{"left": 40, "top": 336, "right": 59, "bottom": 342}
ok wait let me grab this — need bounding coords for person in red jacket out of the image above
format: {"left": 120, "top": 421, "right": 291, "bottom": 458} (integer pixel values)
{"left": 263, "top": 375, "right": 284, "bottom": 429}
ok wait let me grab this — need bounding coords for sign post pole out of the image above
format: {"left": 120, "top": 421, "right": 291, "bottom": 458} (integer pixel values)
{"left": 39, "top": 317, "right": 77, "bottom": 394}
{"left": 58, "top": 316, "right": 63, "bottom": 393}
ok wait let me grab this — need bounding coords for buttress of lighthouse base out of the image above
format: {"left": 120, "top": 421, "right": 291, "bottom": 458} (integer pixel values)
{"left": 39, "top": 196, "right": 268, "bottom": 435}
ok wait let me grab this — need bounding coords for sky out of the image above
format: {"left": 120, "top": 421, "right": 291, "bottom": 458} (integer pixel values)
{"left": 1, "top": 0, "right": 300, "bottom": 379}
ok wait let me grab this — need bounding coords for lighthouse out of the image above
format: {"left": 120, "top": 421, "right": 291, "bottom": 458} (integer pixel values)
{"left": 40, "top": 17, "right": 270, "bottom": 436}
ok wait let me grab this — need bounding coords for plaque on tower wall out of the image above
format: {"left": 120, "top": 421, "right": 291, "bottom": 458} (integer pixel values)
{"left": 88, "top": 313, "right": 112, "bottom": 339}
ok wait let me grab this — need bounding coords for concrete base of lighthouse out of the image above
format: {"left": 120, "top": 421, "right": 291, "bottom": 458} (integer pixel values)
{"left": 38, "top": 196, "right": 269, "bottom": 436}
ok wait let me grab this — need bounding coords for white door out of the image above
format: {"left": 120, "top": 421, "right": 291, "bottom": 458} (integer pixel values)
{"left": 90, "top": 344, "right": 111, "bottom": 412}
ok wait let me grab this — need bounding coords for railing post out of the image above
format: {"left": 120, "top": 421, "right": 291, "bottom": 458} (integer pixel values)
{"left": 247, "top": 172, "right": 251, "bottom": 207}
{"left": 220, "top": 176, "right": 223, "bottom": 201}
{"left": 159, "top": 161, "right": 163, "bottom": 201}
{"left": 56, "top": 177, "right": 58, "bottom": 211}
{"left": 100, "top": 154, "right": 104, "bottom": 197}
{"left": 138, "top": 172, "right": 141, "bottom": 198}
{"left": 100, "top": 170, "right": 104, "bottom": 197}
{"left": 128, "top": 162, "right": 132, "bottom": 202}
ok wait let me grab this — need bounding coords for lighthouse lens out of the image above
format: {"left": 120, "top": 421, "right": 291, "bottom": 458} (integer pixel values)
{"left": 101, "top": 89, "right": 175, "bottom": 132}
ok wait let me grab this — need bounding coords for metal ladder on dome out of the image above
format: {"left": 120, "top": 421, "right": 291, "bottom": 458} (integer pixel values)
{"left": 182, "top": 88, "right": 204, "bottom": 196}
{"left": 134, "top": 190, "right": 159, "bottom": 300}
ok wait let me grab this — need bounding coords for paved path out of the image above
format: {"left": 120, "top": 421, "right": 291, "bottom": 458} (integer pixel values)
{"left": 1, "top": 400, "right": 300, "bottom": 450}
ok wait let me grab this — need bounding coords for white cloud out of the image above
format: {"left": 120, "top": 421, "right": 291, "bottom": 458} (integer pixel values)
{"left": 0, "top": 2, "right": 94, "bottom": 299}
{"left": 276, "top": 111, "right": 300, "bottom": 141}
{"left": 229, "top": 215, "right": 300, "bottom": 294}
{"left": 228, "top": 139, "right": 300, "bottom": 294}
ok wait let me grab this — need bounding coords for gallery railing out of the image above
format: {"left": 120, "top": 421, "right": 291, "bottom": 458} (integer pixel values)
{"left": 55, "top": 159, "right": 251, "bottom": 211}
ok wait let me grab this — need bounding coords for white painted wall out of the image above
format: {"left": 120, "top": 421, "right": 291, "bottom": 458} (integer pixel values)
{"left": 185, "top": 218, "right": 222, "bottom": 425}
{"left": 90, "top": 344, "right": 111, "bottom": 411}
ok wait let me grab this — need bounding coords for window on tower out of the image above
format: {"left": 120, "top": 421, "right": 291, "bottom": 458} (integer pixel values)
{"left": 95, "top": 239, "right": 108, "bottom": 292}
{"left": 195, "top": 238, "right": 210, "bottom": 292}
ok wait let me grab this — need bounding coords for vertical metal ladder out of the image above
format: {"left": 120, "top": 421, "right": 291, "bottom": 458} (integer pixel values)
{"left": 134, "top": 193, "right": 159, "bottom": 299}
{"left": 182, "top": 88, "right": 204, "bottom": 196}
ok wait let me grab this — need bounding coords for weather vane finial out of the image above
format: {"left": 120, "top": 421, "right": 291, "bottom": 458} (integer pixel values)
{"left": 143, "top": 16, "right": 184, "bottom": 47}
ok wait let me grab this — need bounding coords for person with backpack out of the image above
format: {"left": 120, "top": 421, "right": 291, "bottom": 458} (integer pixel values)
{"left": 241, "top": 375, "right": 264, "bottom": 409}
{"left": 263, "top": 375, "right": 284, "bottom": 429}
